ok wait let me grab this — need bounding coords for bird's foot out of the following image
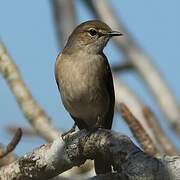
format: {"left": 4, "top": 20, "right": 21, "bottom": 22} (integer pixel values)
{"left": 61, "top": 123, "right": 76, "bottom": 141}
{"left": 94, "top": 116, "right": 104, "bottom": 128}
{"left": 87, "top": 116, "right": 104, "bottom": 133}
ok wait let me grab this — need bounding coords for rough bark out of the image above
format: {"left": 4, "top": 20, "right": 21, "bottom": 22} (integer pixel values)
{"left": 0, "top": 129, "right": 178, "bottom": 180}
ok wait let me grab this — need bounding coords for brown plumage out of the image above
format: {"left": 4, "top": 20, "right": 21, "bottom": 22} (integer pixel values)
{"left": 55, "top": 20, "right": 122, "bottom": 174}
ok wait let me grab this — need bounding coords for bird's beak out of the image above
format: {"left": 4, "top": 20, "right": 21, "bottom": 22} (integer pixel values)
{"left": 107, "top": 31, "right": 123, "bottom": 36}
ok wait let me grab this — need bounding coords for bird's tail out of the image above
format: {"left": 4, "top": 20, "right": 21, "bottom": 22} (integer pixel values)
{"left": 94, "top": 155, "right": 112, "bottom": 174}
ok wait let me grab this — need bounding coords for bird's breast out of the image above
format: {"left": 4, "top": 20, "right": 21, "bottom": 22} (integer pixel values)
{"left": 61, "top": 58, "right": 106, "bottom": 102}
{"left": 56, "top": 53, "right": 109, "bottom": 123}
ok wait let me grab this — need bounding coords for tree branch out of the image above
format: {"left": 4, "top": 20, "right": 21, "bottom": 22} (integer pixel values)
{"left": 0, "top": 42, "right": 61, "bottom": 142}
{"left": 51, "top": 0, "right": 76, "bottom": 48}
{"left": 0, "top": 129, "right": 178, "bottom": 180}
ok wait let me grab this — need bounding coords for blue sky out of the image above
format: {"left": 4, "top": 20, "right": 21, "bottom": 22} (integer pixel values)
{"left": 0, "top": 0, "right": 179, "bottom": 155}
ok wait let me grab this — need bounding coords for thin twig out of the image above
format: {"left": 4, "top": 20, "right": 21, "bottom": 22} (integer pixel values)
{"left": 85, "top": 0, "right": 180, "bottom": 135}
{"left": 142, "top": 106, "right": 178, "bottom": 155}
{"left": 0, "top": 147, "right": 17, "bottom": 167}
{"left": 0, "top": 128, "right": 22, "bottom": 159}
{"left": 119, "top": 103, "right": 159, "bottom": 156}
{"left": 0, "top": 42, "right": 61, "bottom": 142}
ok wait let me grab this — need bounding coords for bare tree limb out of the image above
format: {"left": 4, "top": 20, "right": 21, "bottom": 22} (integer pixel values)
{"left": 0, "top": 129, "right": 177, "bottom": 180}
{"left": 0, "top": 128, "right": 22, "bottom": 159}
{"left": 142, "top": 106, "right": 178, "bottom": 155}
{"left": 51, "top": 0, "right": 76, "bottom": 48}
{"left": 85, "top": 0, "right": 180, "bottom": 135}
{"left": 0, "top": 42, "right": 61, "bottom": 142}
{"left": 119, "top": 103, "right": 159, "bottom": 156}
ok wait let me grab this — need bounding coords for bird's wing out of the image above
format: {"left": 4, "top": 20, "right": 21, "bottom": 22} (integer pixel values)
{"left": 102, "top": 53, "right": 115, "bottom": 129}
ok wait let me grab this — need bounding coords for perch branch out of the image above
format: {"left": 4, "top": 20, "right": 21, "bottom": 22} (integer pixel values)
{"left": 0, "top": 129, "right": 177, "bottom": 180}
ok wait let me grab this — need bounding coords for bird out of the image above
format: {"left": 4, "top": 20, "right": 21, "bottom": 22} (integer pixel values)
{"left": 55, "top": 20, "right": 122, "bottom": 174}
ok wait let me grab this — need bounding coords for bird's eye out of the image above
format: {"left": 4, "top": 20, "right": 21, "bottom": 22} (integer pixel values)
{"left": 89, "top": 29, "right": 97, "bottom": 36}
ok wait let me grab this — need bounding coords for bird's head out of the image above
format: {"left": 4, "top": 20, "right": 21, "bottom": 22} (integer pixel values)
{"left": 64, "top": 20, "right": 123, "bottom": 54}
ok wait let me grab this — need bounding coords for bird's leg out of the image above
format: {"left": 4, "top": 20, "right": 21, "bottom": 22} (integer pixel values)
{"left": 95, "top": 116, "right": 104, "bottom": 129}
{"left": 61, "top": 123, "right": 76, "bottom": 140}
{"left": 88, "top": 116, "right": 103, "bottom": 134}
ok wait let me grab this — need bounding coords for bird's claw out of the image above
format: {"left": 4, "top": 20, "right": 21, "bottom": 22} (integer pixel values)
{"left": 61, "top": 123, "right": 76, "bottom": 141}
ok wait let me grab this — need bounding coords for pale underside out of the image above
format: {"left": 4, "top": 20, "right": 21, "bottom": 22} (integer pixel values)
{"left": 55, "top": 52, "right": 110, "bottom": 127}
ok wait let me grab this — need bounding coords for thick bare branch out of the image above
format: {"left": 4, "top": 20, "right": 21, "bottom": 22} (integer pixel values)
{"left": 0, "top": 129, "right": 176, "bottom": 180}
{"left": 86, "top": 0, "right": 180, "bottom": 135}
{"left": 51, "top": 0, "right": 76, "bottom": 47}
{"left": 0, "top": 128, "right": 22, "bottom": 159}
{"left": 143, "top": 106, "right": 178, "bottom": 155}
{"left": 0, "top": 42, "right": 61, "bottom": 142}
